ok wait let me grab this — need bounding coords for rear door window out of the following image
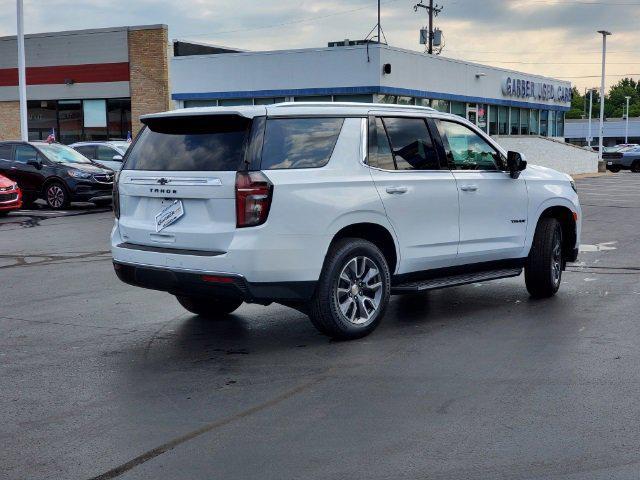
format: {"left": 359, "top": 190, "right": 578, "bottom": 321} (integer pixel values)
{"left": 97, "top": 145, "right": 120, "bottom": 161}
{"left": 382, "top": 117, "right": 440, "bottom": 170}
{"left": 260, "top": 117, "right": 344, "bottom": 169}
{"left": 125, "top": 115, "right": 252, "bottom": 171}
{"left": 368, "top": 117, "right": 396, "bottom": 170}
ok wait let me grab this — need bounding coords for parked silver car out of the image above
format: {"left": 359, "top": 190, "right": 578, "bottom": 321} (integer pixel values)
{"left": 70, "top": 141, "right": 130, "bottom": 171}
{"left": 603, "top": 145, "right": 640, "bottom": 173}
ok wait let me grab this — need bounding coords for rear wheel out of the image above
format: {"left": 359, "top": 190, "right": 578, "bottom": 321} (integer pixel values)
{"left": 45, "top": 182, "right": 69, "bottom": 209}
{"left": 608, "top": 166, "right": 621, "bottom": 173}
{"left": 176, "top": 295, "right": 243, "bottom": 318}
{"left": 525, "top": 218, "right": 563, "bottom": 298}
{"left": 308, "top": 238, "right": 391, "bottom": 340}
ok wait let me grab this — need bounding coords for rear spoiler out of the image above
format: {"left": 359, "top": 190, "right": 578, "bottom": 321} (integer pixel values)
{"left": 140, "top": 106, "right": 266, "bottom": 124}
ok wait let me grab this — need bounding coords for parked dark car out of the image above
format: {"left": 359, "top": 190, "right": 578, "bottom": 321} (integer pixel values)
{"left": 603, "top": 145, "right": 640, "bottom": 173}
{"left": 0, "top": 141, "right": 114, "bottom": 209}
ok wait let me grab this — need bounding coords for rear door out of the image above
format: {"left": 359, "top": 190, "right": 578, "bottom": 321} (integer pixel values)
{"left": 117, "top": 114, "right": 259, "bottom": 253}
{"left": 434, "top": 119, "right": 528, "bottom": 262}
{"left": 367, "top": 115, "right": 459, "bottom": 273}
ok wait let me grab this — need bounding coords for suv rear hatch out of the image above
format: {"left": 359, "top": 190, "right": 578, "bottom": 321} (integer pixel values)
{"left": 117, "top": 112, "right": 264, "bottom": 253}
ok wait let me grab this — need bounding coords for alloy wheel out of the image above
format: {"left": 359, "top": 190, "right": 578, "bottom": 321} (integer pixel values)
{"left": 335, "top": 256, "right": 383, "bottom": 325}
{"left": 47, "top": 185, "right": 65, "bottom": 208}
{"left": 551, "top": 230, "right": 562, "bottom": 286}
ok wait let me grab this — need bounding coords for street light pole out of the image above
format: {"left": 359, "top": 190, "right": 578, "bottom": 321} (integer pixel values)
{"left": 587, "top": 88, "right": 594, "bottom": 148}
{"left": 625, "top": 95, "right": 631, "bottom": 143}
{"left": 597, "top": 30, "right": 611, "bottom": 171}
{"left": 16, "top": 0, "right": 28, "bottom": 141}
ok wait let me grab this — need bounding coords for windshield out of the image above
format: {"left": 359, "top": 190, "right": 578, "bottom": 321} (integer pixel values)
{"left": 37, "top": 143, "right": 93, "bottom": 164}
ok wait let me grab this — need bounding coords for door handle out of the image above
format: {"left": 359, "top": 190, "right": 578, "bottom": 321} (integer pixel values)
{"left": 386, "top": 186, "right": 408, "bottom": 195}
{"left": 460, "top": 184, "right": 478, "bottom": 192}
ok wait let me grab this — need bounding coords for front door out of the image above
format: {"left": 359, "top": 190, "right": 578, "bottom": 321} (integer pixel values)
{"left": 10, "top": 145, "right": 46, "bottom": 196}
{"left": 434, "top": 119, "right": 528, "bottom": 263}
{"left": 367, "top": 115, "right": 459, "bottom": 273}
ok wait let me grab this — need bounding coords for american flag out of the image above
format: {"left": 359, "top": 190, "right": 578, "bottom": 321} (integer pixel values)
{"left": 46, "top": 128, "right": 56, "bottom": 143}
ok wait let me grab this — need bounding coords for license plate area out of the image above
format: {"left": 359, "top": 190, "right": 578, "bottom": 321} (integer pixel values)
{"left": 155, "top": 199, "right": 184, "bottom": 232}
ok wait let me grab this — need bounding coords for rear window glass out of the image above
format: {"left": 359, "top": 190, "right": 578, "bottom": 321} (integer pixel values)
{"left": 125, "top": 115, "right": 251, "bottom": 171}
{"left": 260, "top": 118, "right": 344, "bottom": 169}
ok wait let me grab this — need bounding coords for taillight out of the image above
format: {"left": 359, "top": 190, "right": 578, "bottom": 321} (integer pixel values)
{"left": 235, "top": 171, "right": 273, "bottom": 228}
{"left": 113, "top": 171, "right": 120, "bottom": 219}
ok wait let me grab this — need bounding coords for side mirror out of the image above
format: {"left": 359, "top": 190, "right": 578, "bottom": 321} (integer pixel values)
{"left": 27, "top": 159, "right": 43, "bottom": 169}
{"left": 112, "top": 155, "right": 123, "bottom": 162}
{"left": 506, "top": 151, "right": 527, "bottom": 178}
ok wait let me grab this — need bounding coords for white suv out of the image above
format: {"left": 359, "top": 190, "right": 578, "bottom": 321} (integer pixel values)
{"left": 111, "top": 103, "right": 581, "bottom": 340}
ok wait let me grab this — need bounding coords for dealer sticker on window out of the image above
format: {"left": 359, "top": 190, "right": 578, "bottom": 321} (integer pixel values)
{"left": 155, "top": 200, "right": 184, "bottom": 232}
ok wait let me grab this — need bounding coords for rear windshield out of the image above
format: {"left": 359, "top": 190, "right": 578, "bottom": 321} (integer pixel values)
{"left": 125, "top": 115, "right": 251, "bottom": 171}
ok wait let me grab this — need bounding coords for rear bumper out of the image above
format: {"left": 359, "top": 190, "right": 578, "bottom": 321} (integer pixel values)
{"left": 113, "top": 261, "right": 316, "bottom": 303}
{"left": 70, "top": 182, "right": 113, "bottom": 202}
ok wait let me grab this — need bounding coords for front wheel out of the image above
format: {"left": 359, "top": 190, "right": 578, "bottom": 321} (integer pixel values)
{"left": 608, "top": 166, "right": 621, "bottom": 173}
{"left": 176, "top": 295, "right": 243, "bottom": 318}
{"left": 45, "top": 182, "right": 69, "bottom": 209}
{"left": 308, "top": 238, "right": 391, "bottom": 340}
{"left": 525, "top": 218, "right": 563, "bottom": 298}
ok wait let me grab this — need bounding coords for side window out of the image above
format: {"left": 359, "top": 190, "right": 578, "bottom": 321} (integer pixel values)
{"left": 75, "top": 146, "right": 95, "bottom": 159}
{"left": 436, "top": 120, "right": 503, "bottom": 171}
{"left": 0, "top": 144, "right": 12, "bottom": 160}
{"left": 261, "top": 117, "right": 344, "bottom": 169}
{"left": 14, "top": 145, "right": 38, "bottom": 164}
{"left": 97, "top": 146, "right": 121, "bottom": 161}
{"left": 381, "top": 117, "right": 440, "bottom": 170}
{"left": 368, "top": 117, "right": 395, "bottom": 170}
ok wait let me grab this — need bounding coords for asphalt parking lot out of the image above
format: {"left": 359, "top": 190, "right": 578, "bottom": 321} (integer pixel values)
{"left": 2, "top": 173, "right": 640, "bottom": 480}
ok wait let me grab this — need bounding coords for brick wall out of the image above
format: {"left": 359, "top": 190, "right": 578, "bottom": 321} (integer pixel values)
{"left": 128, "top": 26, "right": 171, "bottom": 136}
{"left": 0, "top": 101, "right": 21, "bottom": 141}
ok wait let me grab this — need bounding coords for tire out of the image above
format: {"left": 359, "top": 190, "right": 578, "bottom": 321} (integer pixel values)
{"left": 176, "top": 295, "right": 243, "bottom": 318}
{"left": 608, "top": 166, "right": 621, "bottom": 173}
{"left": 94, "top": 199, "right": 112, "bottom": 208}
{"left": 0, "top": 211, "right": 8, "bottom": 217}
{"left": 525, "top": 218, "right": 563, "bottom": 299}
{"left": 308, "top": 238, "right": 391, "bottom": 340}
{"left": 44, "top": 182, "right": 69, "bottom": 210}
{"left": 631, "top": 161, "right": 640, "bottom": 173}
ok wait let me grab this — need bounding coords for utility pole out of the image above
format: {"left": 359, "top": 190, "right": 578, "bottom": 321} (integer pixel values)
{"left": 625, "top": 95, "right": 631, "bottom": 143}
{"left": 377, "top": 0, "right": 381, "bottom": 43}
{"left": 587, "top": 88, "right": 594, "bottom": 148}
{"left": 16, "top": 0, "right": 28, "bottom": 141}
{"left": 414, "top": 0, "right": 442, "bottom": 54}
{"left": 597, "top": 30, "right": 611, "bottom": 171}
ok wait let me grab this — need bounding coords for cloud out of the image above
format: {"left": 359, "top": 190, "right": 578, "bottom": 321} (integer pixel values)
{"left": 1, "top": 0, "right": 639, "bottom": 90}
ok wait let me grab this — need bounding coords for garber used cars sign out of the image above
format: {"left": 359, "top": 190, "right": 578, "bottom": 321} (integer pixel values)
{"left": 501, "top": 77, "right": 571, "bottom": 103}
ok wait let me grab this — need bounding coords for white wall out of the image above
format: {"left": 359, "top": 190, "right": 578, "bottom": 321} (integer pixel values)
{"left": 495, "top": 136, "right": 598, "bottom": 175}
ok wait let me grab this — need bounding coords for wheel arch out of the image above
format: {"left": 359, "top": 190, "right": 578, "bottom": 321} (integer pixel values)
{"left": 534, "top": 204, "right": 577, "bottom": 262}
{"left": 41, "top": 176, "right": 71, "bottom": 196}
{"left": 329, "top": 222, "right": 399, "bottom": 275}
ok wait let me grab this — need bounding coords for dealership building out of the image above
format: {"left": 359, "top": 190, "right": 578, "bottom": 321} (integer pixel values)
{"left": 0, "top": 24, "right": 170, "bottom": 143}
{"left": 170, "top": 42, "right": 572, "bottom": 137}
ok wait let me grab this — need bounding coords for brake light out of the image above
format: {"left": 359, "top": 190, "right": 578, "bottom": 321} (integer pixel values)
{"left": 235, "top": 171, "right": 273, "bottom": 228}
{"left": 113, "top": 171, "right": 120, "bottom": 219}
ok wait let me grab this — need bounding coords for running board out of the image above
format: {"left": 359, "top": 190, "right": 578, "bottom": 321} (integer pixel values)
{"left": 391, "top": 268, "right": 523, "bottom": 294}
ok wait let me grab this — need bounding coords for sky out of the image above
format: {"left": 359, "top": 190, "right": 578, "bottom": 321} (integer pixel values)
{"left": 1, "top": 0, "right": 640, "bottom": 91}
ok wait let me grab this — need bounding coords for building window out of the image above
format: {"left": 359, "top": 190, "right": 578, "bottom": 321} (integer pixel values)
{"left": 378, "top": 94, "right": 397, "bottom": 104}
{"left": 520, "top": 108, "right": 530, "bottom": 135}
{"left": 57, "top": 100, "right": 83, "bottom": 144}
{"left": 83, "top": 99, "right": 108, "bottom": 141}
{"left": 27, "top": 100, "right": 57, "bottom": 141}
{"left": 396, "top": 96, "right": 415, "bottom": 105}
{"left": 184, "top": 100, "right": 218, "bottom": 107}
{"left": 293, "top": 95, "right": 332, "bottom": 102}
{"left": 489, "top": 105, "right": 498, "bottom": 135}
{"left": 451, "top": 101, "right": 466, "bottom": 118}
{"left": 556, "top": 111, "right": 565, "bottom": 137}
{"left": 510, "top": 107, "right": 520, "bottom": 135}
{"left": 498, "top": 107, "right": 508, "bottom": 135}
{"left": 254, "top": 97, "right": 287, "bottom": 105}
{"left": 478, "top": 104, "right": 488, "bottom": 132}
{"left": 219, "top": 98, "right": 253, "bottom": 106}
{"left": 540, "top": 110, "right": 549, "bottom": 136}
{"left": 549, "top": 110, "right": 556, "bottom": 136}
{"left": 107, "top": 99, "right": 132, "bottom": 139}
{"left": 430, "top": 99, "right": 450, "bottom": 113}
{"left": 530, "top": 109, "right": 540, "bottom": 135}
{"left": 332, "top": 94, "right": 374, "bottom": 103}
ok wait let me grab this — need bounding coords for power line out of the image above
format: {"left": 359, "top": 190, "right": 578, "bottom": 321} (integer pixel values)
{"left": 176, "top": 0, "right": 402, "bottom": 38}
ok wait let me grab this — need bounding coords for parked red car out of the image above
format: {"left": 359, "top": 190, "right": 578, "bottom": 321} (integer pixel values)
{"left": 0, "top": 174, "right": 22, "bottom": 216}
